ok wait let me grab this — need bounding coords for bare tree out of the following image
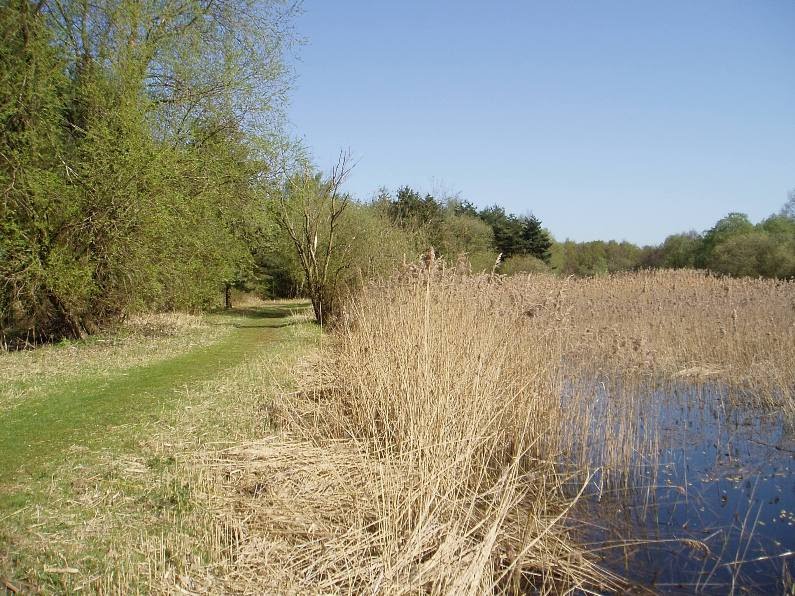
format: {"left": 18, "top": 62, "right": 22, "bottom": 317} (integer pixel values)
{"left": 781, "top": 189, "right": 795, "bottom": 220}
{"left": 275, "top": 151, "right": 355, "bottom": 324}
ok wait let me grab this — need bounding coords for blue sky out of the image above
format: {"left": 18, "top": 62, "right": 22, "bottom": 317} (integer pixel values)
{"left": 287, "top": 1, "right": 795, "bottom": 245}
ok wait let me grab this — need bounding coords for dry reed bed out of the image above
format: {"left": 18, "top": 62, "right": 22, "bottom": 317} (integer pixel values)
{"left": 558, "top": 269, "right": 795, "bottom": 401}
{"left": 34, "top": 272, "right": 788, "bottom": 593}
{"left": 274, "top": 268, "right": 793, "bottom": 593}
{"left": 172, "top": 273, "right": 619, "bottom": 593}
{"left": 530, "top": 269, "right": 795, "bottom": 478}
{"left": 268, "top": 272, "right": 621, "bottom": 593}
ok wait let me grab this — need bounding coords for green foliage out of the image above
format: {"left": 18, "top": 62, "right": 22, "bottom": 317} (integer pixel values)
{"left": 550, "top": 240, "right": 642, "bottom": 276}
{"left": 501, "top": 254, "right": 550, "bottom": 275}
{"left": 552, "top": 241, "right": 607, "bottom": 276}
{"left": 550, "top": 201, "right": 794, "bottom": 280}
{"left": 659, "top": 232, "right": 702, "bottom": 268}
{"left": 0, "top": 0, "right": 295, "bottom": 344}
{"left": 435, "top": 212, "right": 495, "bottom": 271}
{"left": 387, "top": 186, "right": 443, "bottom": 230}
{"left": 708, "top": 231, "right": 795, "bottom": 278}
{"left": 363, "top": 188, "right": 553, "bottom": 271}
{"left": 696, "top": 212, "right": 754, "bottom": 268}
{"left": 477, "top": 205, "right": 552, "bottom": 262}
{"left": 342, "top": 203, "right": 420, "bottom": 280}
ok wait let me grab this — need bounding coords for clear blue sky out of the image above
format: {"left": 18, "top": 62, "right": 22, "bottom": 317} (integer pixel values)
{"left": 287, "top": 1, "right": 795, "bottom": 245}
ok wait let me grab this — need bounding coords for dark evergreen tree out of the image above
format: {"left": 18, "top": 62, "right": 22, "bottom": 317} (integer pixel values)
{"left": 478, "top": 206, "right": 551, "bottom": 262}
{"left": 389, "top": 186, "right": 443, "bottom": 228}
{"left": 519, "top": 215, "right": 553, "bottom": 263}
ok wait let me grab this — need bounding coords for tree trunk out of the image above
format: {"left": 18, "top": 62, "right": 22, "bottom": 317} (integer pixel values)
{"left": 224, "top": 283, "right": 232, "bottom": 309}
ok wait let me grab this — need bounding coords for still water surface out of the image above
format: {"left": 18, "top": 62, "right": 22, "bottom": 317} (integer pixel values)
{"left": 571, "top": 385, "right": 795, "bottom": 594}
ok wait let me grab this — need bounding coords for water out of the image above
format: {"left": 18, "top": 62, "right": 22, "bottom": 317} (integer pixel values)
{"left": 570, "top": 385, "right": 795, "bottom": 594}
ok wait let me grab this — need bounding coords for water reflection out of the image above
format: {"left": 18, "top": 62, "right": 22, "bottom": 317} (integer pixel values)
{"left": 568, "top": 384, "right": 795, "bottom": 594}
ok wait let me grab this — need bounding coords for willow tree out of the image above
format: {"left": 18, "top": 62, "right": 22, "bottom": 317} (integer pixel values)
{"left": 1, "top": 0, "right": 297, "bottom": 343}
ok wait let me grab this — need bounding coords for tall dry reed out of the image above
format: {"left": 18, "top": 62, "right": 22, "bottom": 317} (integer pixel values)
{"left": 150, "top": 268, "right": 793, "bottom": 594}
{"left": 280, "top": 267, "right": 793, "bottom": 592}
{"left": 278, "top": 269, "right": 619, "bottom": 593}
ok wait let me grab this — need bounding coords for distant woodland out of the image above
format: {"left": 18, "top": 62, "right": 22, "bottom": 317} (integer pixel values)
{"left": 2, "top": 1, "right": 793, "bottom": 343}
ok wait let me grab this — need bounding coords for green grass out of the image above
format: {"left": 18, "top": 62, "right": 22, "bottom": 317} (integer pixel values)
{"left": 0, "top": 302, "right": 318, "bottom": 592}
{"left": 0, "top": 303, "right": 309, "bottom": 510}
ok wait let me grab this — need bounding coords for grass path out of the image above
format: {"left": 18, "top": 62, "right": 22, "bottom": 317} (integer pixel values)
{"left": 0, "top": 304, "right": 307, "bottom": 508}
{"left": 1, "top": 301, "right": 319, "bottom": 593}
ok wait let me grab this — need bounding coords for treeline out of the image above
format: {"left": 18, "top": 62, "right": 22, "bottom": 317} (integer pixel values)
{"left": 376, "top": 187, "right": 552, "bottom": 269}
{"left": 1, "top": 0, "right": 298, "bottom": 343}
{"left": 2, "top": 2, "right": 792, "bottom": 343}
{"left": 552, "top": 200, "right": 795, "bottom": 278}
{"left": 255, "top": 183, "right": 554, "bottom": 311}
{"left": 5, "top": 0, "right": 554, "bottom": 341}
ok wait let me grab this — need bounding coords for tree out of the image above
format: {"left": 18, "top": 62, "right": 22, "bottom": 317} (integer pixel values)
{"left": 477, "top": 206, "right": 552, "bottom": 262}
{"left": 435, "top": 212, "right": 496, "bottom": 271}
{"left": 0, "top": 0, "right": 297, "bottom": 344}
{"left": 519, "top": 215, "right": 553, "bottom": 263}
{"left": 501, "top": 254, "right": 550, "bottom": 275}
{"left": 549, "top": 240, "right": 609, "bottom": 276}
{"left": 478, "top": 206, "right": 523, "bottom": 258}
{"left": 449, "top": 199, "right": 479, "bottom": 218}
{"left": 388, "top": 186, "right": 443, "bottom": 231}
{"left": 781, "top": 190, "right": 795, "bottom": 220}
{"left": 709, "top": 231, "right": 795, "bottom": 278}
{"left": 274, "top": 152, "right": 355, "bottom": 324}
{"left": 696, "top": 212, "right": 754, "bottom": 268}
{"left": 659, "top": 232, "right": 702, "bottom": 268}
{"left": 602, "top": 241, "right": 643, "bottom": 272}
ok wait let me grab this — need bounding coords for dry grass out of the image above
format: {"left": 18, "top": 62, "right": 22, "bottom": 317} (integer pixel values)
{"left": 244, "top": 267, "right": 793, "bottom": 593}
{"left": 5, "top": 273, "right": 791, "bottom": 594}
{"left": 557, "top": 269, "right": 795, "bottom": 403}
{"left": 259, "top": 270, "right": 623, "bottom": 593}
{"left": 549, "top": 269, "right": 795, "bottom": 480}
{"left": 0, "top": 312, "right": 226, "bottom": 398}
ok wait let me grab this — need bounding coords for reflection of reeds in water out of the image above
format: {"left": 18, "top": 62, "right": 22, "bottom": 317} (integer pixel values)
{"left": 290, "top": 266, "right": 794, "bottom": 592}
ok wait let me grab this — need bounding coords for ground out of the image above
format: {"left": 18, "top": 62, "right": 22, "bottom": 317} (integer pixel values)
{"left": 0, "top": 302, "right": 317, "bottom": 593}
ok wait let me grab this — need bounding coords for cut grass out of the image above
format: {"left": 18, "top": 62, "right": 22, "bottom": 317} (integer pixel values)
{"left": 0, "top": 301, "right": 317, "bottom": 593}
{"left": 0, "top": 304, "right": 304, "bottom": 485}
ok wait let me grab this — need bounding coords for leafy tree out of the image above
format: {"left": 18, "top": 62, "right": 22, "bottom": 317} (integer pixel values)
{"left": 0, "top": 0, "right": 296, "bottom": 344}
{"left": 274, "top": 154, "right": 355, "bottom": 324}
{"left": 449, "top": 199, "right": 479, "bottom": 218}
{"left": 550, "top": 241, "right": 608, "bottom": 276}
{"left": 501, "top": 254, "right": 550, "bottom": 275}
{"left": 339, "top": 203, "right": 420, "bottom": 281}
{"left": 477, "top": 206, "right": 552, "bottom": 262}
{"left": 696, "top": 212, "right": 754, "bottom": 268}
{"left": 1, "top": 2, "right": 72, "bottom": 339}
{"left": 760, "top": 214, "right": 795, "bottom": 238}
{"left": 603, "top": 241, "right": 643, "bottom": 272}
{"left": 709, "top": 231, "right": 795, "bottom": 278}
{"left": 433, "top": 212, "right": 493, "bottom": 271}
{"left": 388, "top": 186, "right": 443, "bottom": 229}
{"left": 659, "top": 232, "right": 702, "bottom": 268}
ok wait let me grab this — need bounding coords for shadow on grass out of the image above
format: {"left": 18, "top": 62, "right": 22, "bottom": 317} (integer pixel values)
{"left": 234, "top": 321, "right": 309, "bottom": 329}
{"left": 208, "top": 302, "right": 312, "bottom": 326}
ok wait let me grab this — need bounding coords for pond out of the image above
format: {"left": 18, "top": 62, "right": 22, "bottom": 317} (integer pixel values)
{"left": 568, "top": 384, "right": 795, "bottom": 594}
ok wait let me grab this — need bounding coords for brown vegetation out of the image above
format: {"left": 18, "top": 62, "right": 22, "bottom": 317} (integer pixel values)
{"left": 246, "top": 267, "right": 793, "bottom": 592}
{"left": 6, "top": 271, "right": 791, "bottom": 593}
